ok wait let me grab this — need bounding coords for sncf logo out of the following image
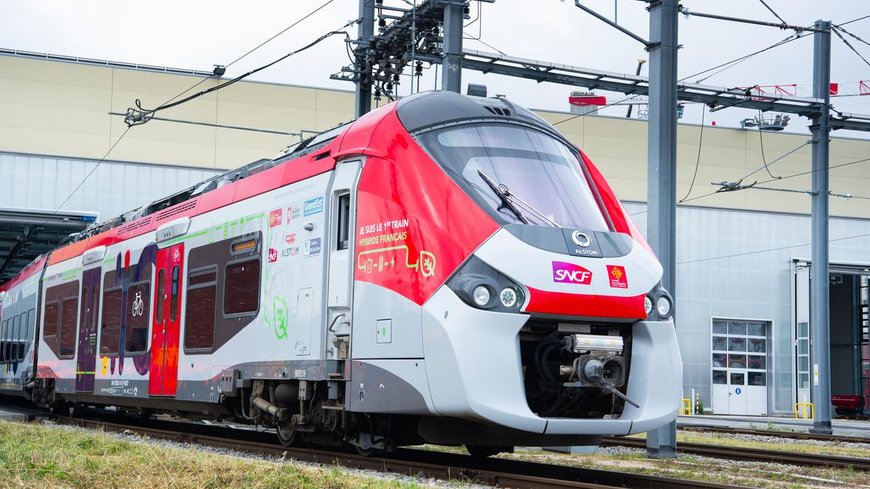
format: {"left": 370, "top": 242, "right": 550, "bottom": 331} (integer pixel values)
{"left": 552, "top": 261, "right": 593, "bottom": 285}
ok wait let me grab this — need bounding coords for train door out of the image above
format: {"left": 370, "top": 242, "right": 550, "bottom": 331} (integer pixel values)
{"left": 149, "top": 243, "right": 184, "bottom": 396}
{"left": 75, "top": 267, "right": 100, "bottom": 392}
{"left": 325, "top": 160, "right": 361, "bottom": 359}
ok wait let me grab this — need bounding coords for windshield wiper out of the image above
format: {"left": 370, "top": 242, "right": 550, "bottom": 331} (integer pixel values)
{"left": 477, "top": 170, "right": 529, "bottom": 224}
{"left": 477, "top": 170, "right": 560, "bottom": 227}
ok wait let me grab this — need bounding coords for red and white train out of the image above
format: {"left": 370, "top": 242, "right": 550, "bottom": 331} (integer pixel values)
{"left": 0, "top": 91, "right": 681, "bottom": 455}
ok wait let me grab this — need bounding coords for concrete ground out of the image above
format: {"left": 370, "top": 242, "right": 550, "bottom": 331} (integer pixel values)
{"left": 678, "top": 414, "right": 870, "bottom": 439}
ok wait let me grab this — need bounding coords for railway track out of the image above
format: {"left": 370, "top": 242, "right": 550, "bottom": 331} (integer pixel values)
{"left": 53, "top": 413, "right": 738, "bottom": 489}
{"left": 602, "top": 436, "right": 870, "bottom": 470}
{"left": 678, "top": 424, "right": 870, "bottom": 444}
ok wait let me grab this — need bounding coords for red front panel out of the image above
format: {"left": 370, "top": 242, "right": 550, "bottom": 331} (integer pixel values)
{"left": 149, "top": 243, "right": 183, "bottom": 396}
{"left": 353, "top": 110, "right": 499, "bottom": 305}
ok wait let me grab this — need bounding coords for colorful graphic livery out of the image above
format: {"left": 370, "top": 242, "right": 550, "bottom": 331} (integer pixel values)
{"left": 0, "top": 92, "right": 680, "bottom": 455}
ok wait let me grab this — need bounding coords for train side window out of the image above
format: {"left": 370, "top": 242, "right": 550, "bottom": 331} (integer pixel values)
{"left": 185, "top": 268, "right": 217, "bottom": 351}
{"left": 155, "top": 269, "right": 165, "bottom": 324}
{"left": 1, "top": 319, "right": 6, "bottom": 362}
{"left": 44, "top": 301, "right": 59, "bottom": 338}
{"left": 27, "top": 309, "right": 34, "bottom": 350}
{"left": 223, "top": 259, "right": 260, "bottom": 316}
{"left": 100, "top": 288, "right": 122, "bottom": 354}
{"left": 125, "top": 281, "right": 150, "bottom": 353}
{"left": 170, "top": 265, "right": 179, "bottom": 322}
{"left": 337, "top": 193, "right": 350, "bottom": 251}
{"left": 59, "top": 297, "right": 79, "bottom": 358}
{"left": 13, "top": 314, "right": 21, "bottom": 361}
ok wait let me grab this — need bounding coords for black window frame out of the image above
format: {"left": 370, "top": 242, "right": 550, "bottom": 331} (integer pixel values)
{"left": 99, "top": 286, "right": 123, "bottom": 356}
{"left": 222, "top": 257, "right": 261, "bottom": 319}
{"left": 43, "top": 300, "right": 60, "bottom": 339}
{"left": 184, "top": 265, "right": 218, "bottom": 353}
{"left": 123, "top": 280, "right": 151, "bottom": 355}
{"left": 58, "top": 296, "right": 79, "bottom": 359}
{"left": 336, "top": 192, "right": 351, "bottom": 251}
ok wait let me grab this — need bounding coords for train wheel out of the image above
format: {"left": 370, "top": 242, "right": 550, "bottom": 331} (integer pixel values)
{"left": 277, "top": 424, "right": 298, "bottom": 447}
{"left": 465, "top": 444, "right": 512, "bottom": 458}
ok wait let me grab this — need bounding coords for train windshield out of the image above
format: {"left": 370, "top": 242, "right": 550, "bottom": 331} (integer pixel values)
{"left": 417, "top": 123, "right": 610, "bottom": 230}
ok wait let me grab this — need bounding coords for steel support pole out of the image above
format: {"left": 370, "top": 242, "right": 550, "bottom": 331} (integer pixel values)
{"left": 646, "top": 0, "right": 679, "bottom": 458}
{"left": 354, "top": 0, "right": 376, "bottom": 117}
{"left": 441, "top": 0, "right": 464, "bottom": 93}
{"left": 809, "top": 19, "right": 832, "bottom": 435}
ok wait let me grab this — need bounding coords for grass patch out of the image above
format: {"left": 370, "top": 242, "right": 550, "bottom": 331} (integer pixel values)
{"left": 0, "top": 421, "right": 430, "bottom": 489}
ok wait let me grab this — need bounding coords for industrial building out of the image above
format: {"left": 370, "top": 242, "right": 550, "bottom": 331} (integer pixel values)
{"left": 1, "top": 48, "right": 868, "bottom": 417}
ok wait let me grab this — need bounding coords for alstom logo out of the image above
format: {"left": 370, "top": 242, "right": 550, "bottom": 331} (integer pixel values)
{"left": 552, "top": 261, "right": 593, "bottom": 285}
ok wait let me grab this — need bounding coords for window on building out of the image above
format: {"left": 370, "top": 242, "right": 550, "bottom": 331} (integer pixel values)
{"left": 125, "top": 282, "right": 150, "bottom": 353}
{"left": 712, "top": 318, "right": 768, "bottom": 388}
{"left": 59, "top": 297, "right": 79, "bottom": 358}
{"left": 224, "top": 259, "right": 260, "bottom": 316}
{"left": 185, "top": 268, "right": 217, "bottom": 351}
{"left": 100, "top": 288, "right": 122, "bottom": 354}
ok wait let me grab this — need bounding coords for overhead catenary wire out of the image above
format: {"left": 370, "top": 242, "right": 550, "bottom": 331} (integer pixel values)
{"left": 156, "top": 0, "right": 339, "bottom": 111}
{"left": 836, "top": 13, "right": 870, "bottom": 27}
{"left": 43, "top": 2, "right": 346, "bottom": 231}
{"left": 756, "top": 110, "right": 781, "bottom": 180}
{"left": 757, "top": 0, "right": 789, "bottom": 26}
{"left": 832, "top": 27, "right": 870, "bottom": 69}
{"left": 679, "top": 105, "right": 706, "bottom": 203}
{"left": 834, "top": 25, "right": 870, "bottom": 49}
{"left": 677, "top": 232, "right": 870, "bottom": 265}
{"left": 125, "top": 25, "right": 355, "bottom": 127}
{"left": 681, "top": 32, "right": 807, "bottom": 84}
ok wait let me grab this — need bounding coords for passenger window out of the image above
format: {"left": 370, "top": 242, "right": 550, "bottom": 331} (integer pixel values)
{"left": 59, "top": 297, "right": 78, "bottom": 358}
{"left": 44, "top": 301, "right": 59, "bottom": 337}
{"left": 13, "top": 314, "right": 21, "bottom": 361}
{"left": 1, "top": 319, "right": 6, "bottom": 362}
{"left": 125, "top": 282, "right": 150, "bottom": 353}
{"left": 170, "top": 265, "right": 179, "bottom": 322}
{"left": 224, "top": 260, "right": 260, "bottom": 316}
{"left": 337, "top": 193, "right": 351, "bottom": 251}
{"left": 185, "top": 269, "right": 217, "bottom": 350}
{"left": 100, "top": 288, "right": 122, "bottom": 354}
{"left": 155, "top": 269, "right": 165, "bottom": 324}
{"left": 27, "top": 309, "right": 34, "bottom": 356}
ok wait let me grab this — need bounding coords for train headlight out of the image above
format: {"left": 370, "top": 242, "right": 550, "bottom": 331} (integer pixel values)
{"left": 472, "top": 285, "right": 492, "bottom": 307}
{"left": 644, "top": 296, "right": 653, "bottom": 316}
{"left": 499, "top": 287, "right": 518, "bottom": 308}
{"left": 447, "top": 256, "right": 525, "bottom": 313}
{"left": 655, "top": 295, "right": 672, "bottom": 317}
{"left": 645, "top": 282, "right": 674, "bottom": 320}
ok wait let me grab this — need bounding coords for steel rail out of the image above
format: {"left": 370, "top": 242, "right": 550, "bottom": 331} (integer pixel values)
{"left": 52, "top": 413, "right": 739, "bottom": 489}
{"left": 602, "top": 436, "right": 870, "bottom": 470}
{"left": 678, "top": 424, "right": 870, "bottom": 444}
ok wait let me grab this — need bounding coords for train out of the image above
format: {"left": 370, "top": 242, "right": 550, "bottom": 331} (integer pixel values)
{"left": 0, "top": 91, "right": 681, "bottom": 456}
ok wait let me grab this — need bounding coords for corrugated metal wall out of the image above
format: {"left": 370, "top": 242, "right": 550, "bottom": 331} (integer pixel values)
{"left": 0, "top": 152, "right": 222, "bottom": 219}
{"left": 625, "top": 202, "right": 870, "bottom": 413}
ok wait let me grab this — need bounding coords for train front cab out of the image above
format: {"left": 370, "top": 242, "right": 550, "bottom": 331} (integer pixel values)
{"left": 350, "top": 91, "right": 683, "bottom": 446}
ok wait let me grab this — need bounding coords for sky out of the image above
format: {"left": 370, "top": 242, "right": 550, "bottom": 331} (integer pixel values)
{"left": 1, "top": 0, "right": 869, "bottom": 137}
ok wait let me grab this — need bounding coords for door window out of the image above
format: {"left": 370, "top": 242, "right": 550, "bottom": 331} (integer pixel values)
{"left": 712, "top": 318, "right": 769, "bottom": 387}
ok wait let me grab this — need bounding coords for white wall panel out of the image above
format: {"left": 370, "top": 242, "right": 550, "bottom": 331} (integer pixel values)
{"left": 0, "top": 151, "right": 221, "bottom": 220}
{"left": 625, "top": 201, "right": 870, "bottom": 413}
